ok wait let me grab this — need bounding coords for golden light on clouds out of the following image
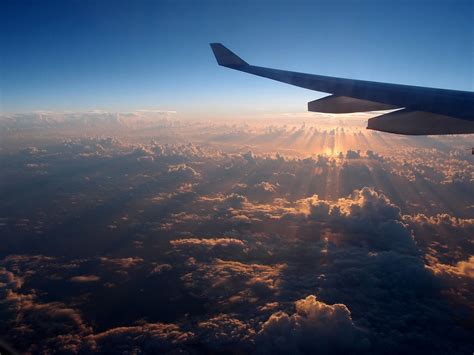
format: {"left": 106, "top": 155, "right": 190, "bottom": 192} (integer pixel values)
{"left": 0, "top": 111, "right": 473, "bottom": 354}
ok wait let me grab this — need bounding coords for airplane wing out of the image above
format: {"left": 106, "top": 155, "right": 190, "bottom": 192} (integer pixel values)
{"left": 210, "top": 43, "right": 474, "bottom": 135}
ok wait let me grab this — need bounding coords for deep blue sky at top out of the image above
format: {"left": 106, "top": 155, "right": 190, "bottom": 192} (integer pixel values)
{"left": 1, "top": 0, "right": 472, "bottom": 116}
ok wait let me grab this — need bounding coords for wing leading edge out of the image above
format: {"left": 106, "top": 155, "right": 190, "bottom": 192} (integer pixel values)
{"left": 210, "top": 43, "right": 474, "bottom": 135}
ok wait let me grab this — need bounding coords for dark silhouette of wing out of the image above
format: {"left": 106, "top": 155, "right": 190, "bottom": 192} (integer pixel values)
{"left": 210, "top": 43, "right": 474, "bottom": 135}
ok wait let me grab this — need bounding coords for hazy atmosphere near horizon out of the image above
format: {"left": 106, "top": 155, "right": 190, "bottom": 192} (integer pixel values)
{"left": 1, "top": 0, "right": 473, "bottom": 354}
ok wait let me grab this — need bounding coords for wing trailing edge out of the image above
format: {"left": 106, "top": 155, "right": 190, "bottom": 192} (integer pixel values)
{"left": 308, "top": 95, "right": 397, "bottom": 113}
{"left": 367, "top": 109, "right": 474, "bottom": 135}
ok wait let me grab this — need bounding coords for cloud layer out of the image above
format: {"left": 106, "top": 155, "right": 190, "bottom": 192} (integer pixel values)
{"left": 0, "top": 113, "right": 473, "bottom": 353}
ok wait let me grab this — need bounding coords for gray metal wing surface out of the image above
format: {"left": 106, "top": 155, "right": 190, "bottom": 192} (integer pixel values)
{"left": 210, "top": 43, "right": 474, "bottom": 135}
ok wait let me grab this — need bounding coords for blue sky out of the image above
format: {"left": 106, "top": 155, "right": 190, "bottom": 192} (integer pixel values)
{"left": 1, "top": 0, "right": 472, "bottom": 116}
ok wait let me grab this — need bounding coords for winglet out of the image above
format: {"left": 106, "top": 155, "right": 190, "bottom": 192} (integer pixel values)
{"left": 210, "top": 43, "right": 248, "bottom": 68}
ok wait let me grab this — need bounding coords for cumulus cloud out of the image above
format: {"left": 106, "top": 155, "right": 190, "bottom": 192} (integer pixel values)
{"left": 170, "top": 238, "right": 248, "bottom": 259}
{"left": 430, "top": 256, "right": 474, "bottom": 278}
{"left": 70, "top": 275, "right": 100, "bottom": 283}
{"left": 258, "top": 295, "right": 369, "bottom": 354}
{"left": 181, "top": 259, "right": 284, "bottom": 305}
{"left": 345, "top": 149, "right": 361, "bottom": 159}
{"left": 197, "top": 314, "right": 255, "bottom": 350}
{"left": 199, "top": 193, "right": 248, "bottom": 209}
{"left": 404, "top": 213, "right": 474, "bottom": 264}
{"left": 455, "top": 257, "right": 474, "bottom": 277}
{"left": 299, "top": 187, "right": 416, "bottom": 253}
{"left": 84, "top": 323, "right": 194, "bottom": 353}
{"left": 167, "top": 164, "right": 200, "bottom": 178}
{"left": 0, "top": 268, "right": 91, "bottom": 353}
{"left": 254, "top": 181, "right": 278, "bottom": 192}
{"left": 99, "top": 257, "right": 143, "bottom": 268}
{"left": 242, "top": 151, "right": 257, "bottom": 164}
{"left": 0, "top": 268, "right": 23, "bottom": 291}
{"left": 425, "top": 256, "right": 474, "bottom": 317}
{"left": 1, "top": 117, "right": 473, "bottom": 354}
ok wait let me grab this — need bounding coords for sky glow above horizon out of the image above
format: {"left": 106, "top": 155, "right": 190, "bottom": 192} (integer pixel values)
{"left": 1, "top": 0, "right": 472, "bottom": 115}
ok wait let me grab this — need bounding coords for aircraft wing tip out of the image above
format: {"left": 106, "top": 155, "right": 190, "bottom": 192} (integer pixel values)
{"left": 209, "top": 43, "right": 248, "bottom": 68}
